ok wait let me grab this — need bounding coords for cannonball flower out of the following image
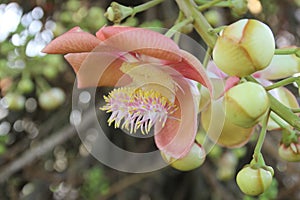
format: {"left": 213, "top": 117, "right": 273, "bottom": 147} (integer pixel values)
{"left": 42, "top": 26, "right": 212, "bottom": 159}
{"left": 213, "top": 19, "right": 275, "bottom": 77}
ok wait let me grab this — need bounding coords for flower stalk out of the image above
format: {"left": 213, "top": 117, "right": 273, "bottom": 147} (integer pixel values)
{"left": 132, "top": 0, "right": 165, "bottom": 16}
{"left": 176, "top": 0, "right": 217, "bottom": 48}
{"left": 292, "top": 108, "right": 300, "bottom": 113}
{"left": 105, "top": 0, "right": 164, "bottom": 23}
{"left": 246, "top": 76, "right": 300, "bottom": 131}
{"left": 198, "top": 0, "right": 225, "bottom": 11}
{"left": 275, "top": 48, "right": 298, "bottom": 55}
{"left": 165, "top": 17, "right": 194, "bottom": 38}
{"left": 251, "top": 111, "right": 270, "bottom": 167}
{"left": 265, "top": 76, "right": 300, "bottom": 91}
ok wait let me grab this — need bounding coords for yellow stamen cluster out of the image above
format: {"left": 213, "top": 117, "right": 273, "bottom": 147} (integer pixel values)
{"left": 100, "top": 87, "right": 177, "bottom": 134}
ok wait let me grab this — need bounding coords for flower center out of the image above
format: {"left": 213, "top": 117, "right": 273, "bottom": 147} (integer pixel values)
{"left": 100, "top": 87, "right": 177, "bottom": 134}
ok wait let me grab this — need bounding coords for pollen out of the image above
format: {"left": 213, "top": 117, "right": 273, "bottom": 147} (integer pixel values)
{"left": 100, "top": 87, "right": 177, "bottom": 134}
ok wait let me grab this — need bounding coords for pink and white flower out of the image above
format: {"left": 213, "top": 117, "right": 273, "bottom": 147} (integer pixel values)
{"left": 43, "top": 26, "right": 212, "bottom": 159}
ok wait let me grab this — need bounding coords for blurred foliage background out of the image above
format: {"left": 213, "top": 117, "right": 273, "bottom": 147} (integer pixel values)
{"left": 0, "top": 0, "right": 300, "bottom": 199}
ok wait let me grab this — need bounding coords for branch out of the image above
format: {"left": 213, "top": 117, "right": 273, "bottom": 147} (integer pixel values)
{"left": 0, "top": 125, "right": 76, "bottom": 183}
{"left": 0, "top": 109, "right": 94, "bottom": 183}
{"left": 99, "top": 172, "right": 157, "bottom": 200}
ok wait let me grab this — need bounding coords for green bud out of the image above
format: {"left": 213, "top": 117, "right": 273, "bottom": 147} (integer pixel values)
{"left": 3, "top": 93, "right": 25, "bottom": 111}
{"left": 43, "top": 67, "right": 58, "bottom": 79}
{"left": 105, "top": 2, "right": 133, "bottom": 24}
{"left": 279, "top": 142, "right": 300, "bottom": 162}
{"left": 17, "top": 78, "right": 34, "bottom": 94}
{"left": 204, "top": 10, "right": 222, "bottom": 27}
{"left": 38, "top": 88, "right": 65, "bottom": 110}
{"left": 236, "top": 166, "right": 273, "bottom": 196}
{"left": 225, "top": 82, "right": 269, "bottom": 128}
{"left": 161, "top": 143, "right": 206, "bottom": 171}
{"left": 201, "top": 102, "right": 254, "bottom": 148}
{"left": 230, "top": 0, "right": 248, "bottom": 16}
{"left": 213, "top": 19, "right": 275, "bottom": 77}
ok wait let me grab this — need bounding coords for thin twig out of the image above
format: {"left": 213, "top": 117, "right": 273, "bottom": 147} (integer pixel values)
{"left": 99, "top": 172, "right": 157, "bottom": 200}
{"left": 0, "top": 125, "right": 76, "bottom": 183}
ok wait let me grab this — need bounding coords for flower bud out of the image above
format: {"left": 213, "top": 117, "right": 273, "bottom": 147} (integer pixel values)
{"left": 279, "top": 142, "right": 300, "bottom": 162}
{"left": 213, "top": 19, "right": 275, "bottom": 77}
{"left": 105, "top": 2, "right": 133, "bottom": 24}
{"left": 225, "top": 82, "right": 269, "bottom": 128}
{"left": 201, "top": 102, "right": 254, "bottom": 148}
{"left": 230, "top": 0, "right": 248, "bottom": 16}
{"left": 17, "top": 78, "right": 34, "bottom": 94}
{"left": 236, "top": 166, "right": 273, "bottom": 196}
{"left": 2, "top": 93, "right": 25, "bottom": 111}
{"left": 43, "top": 67, "right": 58, "bottom": 79}
{"left": 38, "top": 88, "right": 65, "bottom": 110}
{"left": 204, "top": 10, "right": 223, "bottom": 27}
{"left": 255, "top": 54, "right": 300, "bottom": 80}
{"left": 161, "top": 143, "right": 206, "bottom": 171}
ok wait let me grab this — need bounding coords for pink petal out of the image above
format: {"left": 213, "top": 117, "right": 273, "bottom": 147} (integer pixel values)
{"left": 224, "top": 76, "right": 240, "bottom": 92}
{"left": 64, "top": 53, "right": 88, "bottom": 73}
{"left": 254, "top": 54, "right": 300, "bottom": 80}
{"left": 170, "top": 50, "right": 213, "bottom": 93}
{"left": 96, "top": 26, "right": 182, "bottom": 62}
{"left": 65, "top": 51, "right": 131, "bottom": 88}
{"left": 96, "top": 26, "right": 136, "bottom": 40}
{"left": 154, "top": 78, "right": 198, "bottom": 159}
{"left": 42, "top": 26, "right": 101, "bottom": 54}
{"left": 207, "top": 61, "right": 228, "bottom": 79}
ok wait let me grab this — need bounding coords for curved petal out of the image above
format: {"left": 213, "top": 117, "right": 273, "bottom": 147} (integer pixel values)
{"left": 65, "top": 52, "right": 131, "bottom": 88}
{"left": 207, "top": 61, "right": 228, "bottom": 79}
{"left": 42, "top": 26, "right": 101, "bottom": 54}
{"left": 96, "top": 26, "right": 136, "bottom": 40}
{"left": 96, "top": 26, "right": 182, "bottom": 62}
{"left": 254, "top": 54, "right": 300, "bottom": 80}
{"left": 224, "top": 76, "right": 240, "bottom": 92}
{"left": 154, "top": 78, "right": 198, "bottom": 159}
{"left": 64, "top": 53, "right": 88, "bottom": 73}
{"left": 169, "top": 50, "right": 212, "bottom": 93}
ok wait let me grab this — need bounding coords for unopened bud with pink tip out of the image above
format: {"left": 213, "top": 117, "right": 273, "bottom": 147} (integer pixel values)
{"left": 279, "top": 140, "right": 300, "bottom": 162}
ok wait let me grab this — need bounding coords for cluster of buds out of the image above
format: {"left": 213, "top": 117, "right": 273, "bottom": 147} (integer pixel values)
{"left": 205, "top": 18, "right": 300, "bottom": 196}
